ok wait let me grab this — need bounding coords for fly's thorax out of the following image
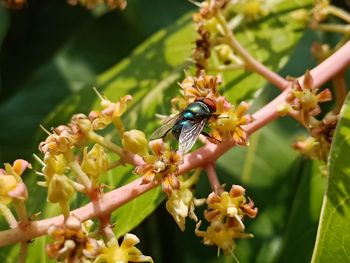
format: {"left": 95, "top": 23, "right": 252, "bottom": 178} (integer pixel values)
{"left": 184, "top": 101, "right": 212, "bottom": 120}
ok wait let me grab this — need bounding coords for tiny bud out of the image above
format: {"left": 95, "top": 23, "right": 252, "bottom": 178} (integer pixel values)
{"left": 122, "top": 130, "right": 149, "bottom": 156}
{"left": 81, "top": 144, "right": 109, "bottom": 180}
{"left": 71, "top": 114, "right": 92, "bottom": 134}
{"left": 290, "top": 9, "right": 309, "bottom": 25}
{"left": 215, "top": 44, "right": 234, "bottom": 63}
{"left": 48, "top": 174, "right": 74, "bottom": 204}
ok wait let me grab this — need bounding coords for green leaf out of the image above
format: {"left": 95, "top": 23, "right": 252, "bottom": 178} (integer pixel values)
{"left": 277, "top": 159, "right": 326, "bottom": 263}
{"left": 112, "top": 175, "right": 165, "bottom": 238}
{"left": 311, "top": 93, "right": 350, "bottom": 262}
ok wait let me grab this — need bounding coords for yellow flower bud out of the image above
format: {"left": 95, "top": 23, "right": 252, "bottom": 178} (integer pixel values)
{"left": 0, "top": 175, "right": 17, "bottom": 205}
{"left": 215, "top": 44, "right": 233, "bottom": 63}
{"left": 81, "top": 144, "right": 109, "bottom": 180}
{"left": 122, "top": 130, "right": 148, "bottom": 156}
{"left": 47, "top": 174, "right": 74, "bottom": 204}
{"left": 290, "top": 9, "right": 310, "bottom": 25}
{"left": 43, "top": 153, "right": 67, "bottom": 178}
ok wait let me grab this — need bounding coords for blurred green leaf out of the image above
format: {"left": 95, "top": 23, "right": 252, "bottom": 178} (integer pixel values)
{"left": 276, "top": 159, "right": 326, "bottom": 263}
{"left": 112, "top": 175, "right": 165, "bottom": 238}
{"left": 0, "top": 5, "right": 9, "bottom": 47}
{"left": 215, "top": 121, "right": 302, "bottom": 263}
{"left": 311, "top": 93, "right": 350, "bottom": 262}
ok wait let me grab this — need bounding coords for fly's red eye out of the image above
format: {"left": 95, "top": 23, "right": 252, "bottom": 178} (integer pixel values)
{"left": 201, "top": 98, "right": 216, "bottom": 113}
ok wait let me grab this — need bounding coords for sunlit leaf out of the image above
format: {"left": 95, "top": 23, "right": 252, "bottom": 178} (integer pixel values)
{"left": 311, "top": 93, "right": 350, "bottom": 262}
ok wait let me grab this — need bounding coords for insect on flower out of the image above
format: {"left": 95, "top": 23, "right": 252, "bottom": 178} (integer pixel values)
{"left": 150, "top": 98, "right": 217, "bottom": 153}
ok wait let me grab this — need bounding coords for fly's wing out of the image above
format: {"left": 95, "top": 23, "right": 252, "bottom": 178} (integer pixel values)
{"left": 178, "top": 119, "right": 207, "bottom": 154}
{"left": 150, "top": 114, "right": 179, "bottom": 140}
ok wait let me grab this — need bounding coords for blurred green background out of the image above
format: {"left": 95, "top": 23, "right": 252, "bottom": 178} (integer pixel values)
{"left": 0, "top": 0, "right": 193, "bottom": 163}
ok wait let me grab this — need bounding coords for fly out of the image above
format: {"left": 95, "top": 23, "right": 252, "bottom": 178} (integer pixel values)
{"left": 150, "top": 98, "right": 217, "bottom": 153}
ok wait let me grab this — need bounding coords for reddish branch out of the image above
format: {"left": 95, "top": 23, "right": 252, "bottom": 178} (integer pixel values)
{"left": 0, "top": 40, "right": 349, "bottom": 248}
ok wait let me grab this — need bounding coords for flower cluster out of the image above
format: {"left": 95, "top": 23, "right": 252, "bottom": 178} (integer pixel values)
{"left": 286, "top": 71, "right": 332, "bottom": 125}
{"left": 67, "top": 0, "right": 127, "bottom": 10}
{"left": 210, "top": 101, "right": 254, "bottom": 145}
{"left": 283, "top": 71, "right": 336, "bottom": 161}
{"left": 192, "top": 0, "right": 234, "bottom": 74}
{"left": 191, "top": 0, "right": 274, "bottom": 74}
{"left": 36, "top": 93, "right": 133, "bottom": 217}
{"left": 89, "top": 94, "right": 132, "bottom": 135}
{"left": 135, "top": 139, "right": 183, "bottom": 194}
{"left": 196, "top": 185, "right": 257, "bottom": 255}
{"left": 0, "top": 159, "right": 30, "bottom": 205}
{"left": 166, "top": 171, "right": 206, "bottom": 231}
{"left": 95, "top": 234, "right": 153, "bottom": 263}
{"left": 46, "top": 216, "right": 100, "bottom": 261}
{"left": 47, "top": 215, "right": 153, "bottom": 263}
{"left": 176, "top": 71, "right": 254, "bottom": 146}
{"left": 293, "top": 113, "right": 338, "bottom": 162}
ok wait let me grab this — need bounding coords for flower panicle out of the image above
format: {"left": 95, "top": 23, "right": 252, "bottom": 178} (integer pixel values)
{"left": 196, "top": 184, "right": 258, "bottom": 255}
{"left": 286, "top": 70, "right": 332, "bottom": 125}
{"left": 46, "top": 215, "right": 100, "bottom": 262}
{"left": 135, "top": 139, "right": 183, "bottom": 195}
{"left": 176, "top": 71, "right": 254, "bottom": 146}
{"left": 67, "top": 0, "right": 127, "bottom": 10}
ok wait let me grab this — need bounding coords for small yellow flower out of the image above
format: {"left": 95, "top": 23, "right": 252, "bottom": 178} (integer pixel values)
{"left": 47, "top": 174, "right": 75, "bottom": 204}
{"left": 312, "top": 0, "right": 330, "bottom": 22}
{"left": 69, "top": 113, "right": 93, "bottom": 146}
{"left": 0, "top": 159, "right": 30, "bottom": 204}
{"left": 195, "top": 220, "right": 253, "bottom": 256}
{"left": 42, "top": 153, "right": 67, "bottom": 179}
{"left": 179, "top": 71, "right": 222, "bottom": 103}
{"left": 0, "top": 173, "right": 17, "bottom": 205}
{"left": 89, "top": 95, "right": 132, "bottom": 130}
{"left": 238, "top": 0, "right": 270, "bottom": 21}
{"left": 294, "top": 113, "right": 338, "bottom": 162}
{"left": 39, "top": 123, "right": 81, "bottom": 154}
{"left": 135, "top": 140, "right": 183, "bottom": 194}
{"left": 166, "top": 173, "right": 206, "bottom": 231}
{"left": 46, "top": 216, "right": 100, "bottom": 262}
{"left": 122, "top": 130, "right": 149, "bottom": 156}
{"left": 293, "top": 136, "right": 321, "bottom": 160}
{"left": 94, "top": 234, "right": 153, "bottom": 263}
{"left": 286, "top": 71, "right": 332, "bottom": 124}
{"left": 210, "top": 101, "right": 254, "bottom": 145}
{"left": 196, "top": 185, "right": 257, "bottom": 255}
{"left": 68, "top": 0, "right": 127, "bottom": 10}
{"left": 81, "top": 144, "right": 109, "bottom": 181}
{"left": 205, "top": 185, "right": 258, "bottom": 223}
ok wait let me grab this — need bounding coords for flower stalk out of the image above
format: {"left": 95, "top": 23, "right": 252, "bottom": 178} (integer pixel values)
{"left": 214, "top": 11, "right": 288, "bottom": 90}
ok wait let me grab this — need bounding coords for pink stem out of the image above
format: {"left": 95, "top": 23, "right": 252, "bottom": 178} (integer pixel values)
{"left": 1, "top": 40, "right": 350, "bottom": 248}
{"left": 205, "top": 163, "right": 223, "bottom": 194}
